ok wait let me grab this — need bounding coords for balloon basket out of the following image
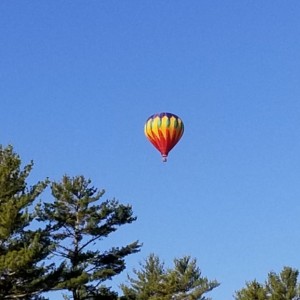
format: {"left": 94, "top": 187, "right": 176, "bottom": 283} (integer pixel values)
{"left": 162, "top": 155, "right": 167, "bottom": 162}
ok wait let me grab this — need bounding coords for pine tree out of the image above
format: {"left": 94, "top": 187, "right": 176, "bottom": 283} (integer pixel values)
{"left": 167, "top": 256, "right": 220, "bottom": 300}
{"left": 0, "top": 145, "right": 63, "bottom": 299}
{"left": 235, "top": 266, "right": 300, "bottom": 300}
{"left": 235, "top": 280, "right": 267, "bottom": 300}
{"left": 121, "top": 254, "right": 166, "bottom": 300}
{"left": 38, "top": 175, "right": 141, "bottom": 300}
{"left": 267, "top": 267, "right": 300, "bottom": 300}
{"left": 120, "top": 254, "right": 219, "bottom": 300}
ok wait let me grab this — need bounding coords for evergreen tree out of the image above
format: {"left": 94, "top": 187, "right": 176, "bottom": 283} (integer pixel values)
{"left": 235, "top": 280, "right": 267, "bottom": 300}
{"left": 0, "top": 145, "right": 62, "bottom": 299}
{"left": 38, "top": 175, "right": 141, "bottom": 300}
{"left": 120, "top": 254, "right": 219, "bottom": 300}
{"left": 121, "top": 254, "right": 166, "bottom": 300}
{"left": 235, "top": 266, "right": 300, "bottom": 300}
{"left": 267, "top": 267, "right": 300, "bottom": 300}
{"left": 167, "top": 256, "right": 220, "bottom": 300}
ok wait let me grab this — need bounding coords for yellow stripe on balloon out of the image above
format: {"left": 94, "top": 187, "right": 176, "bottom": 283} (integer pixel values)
{"left": 160, "top": 116, "right": 170, "bottom": 139}
{"left": 151, "top": 117, "right": 160, "bottom": 137}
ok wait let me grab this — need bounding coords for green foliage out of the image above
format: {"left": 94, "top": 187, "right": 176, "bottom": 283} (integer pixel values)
{"left": 121, "top": 254, "right": 165, "bottom": 300}
{"left": 120, "top": 253, "right": 220, "bottom": 300}
{"left": 235, "top": 280, "right": 267, "bottom": 300}
{"left": 267, "top": 267, "right": 300, "bottom": 300}
{"left": 62, "top": 285, "right": 118, "bottom": 300}
{"left": 235, "top": 266, "right": 300, "bottom": 300}
{"left": 0, "top": 145, "right": 62, "bottom": 299}
{"left": 38, "top": 175, "right": 141, "bottom": 300}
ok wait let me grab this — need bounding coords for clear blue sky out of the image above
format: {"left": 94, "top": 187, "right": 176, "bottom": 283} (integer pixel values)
{"left": 1, "top": 1, "right": 300, "bottom": 299}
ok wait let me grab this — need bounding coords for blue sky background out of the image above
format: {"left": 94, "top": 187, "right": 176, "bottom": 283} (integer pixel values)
{"left": 1, "top": 1, "right": 300, "bottom": 299}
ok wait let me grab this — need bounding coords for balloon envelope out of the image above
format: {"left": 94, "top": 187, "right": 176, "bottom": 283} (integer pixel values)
{"left": 144, "top": 112, "right": 184, "bottom": 162}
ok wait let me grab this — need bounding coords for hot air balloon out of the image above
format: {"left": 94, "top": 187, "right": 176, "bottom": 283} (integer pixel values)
{"left": 144, "top": 112, "right": 184, "bottom": 162}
